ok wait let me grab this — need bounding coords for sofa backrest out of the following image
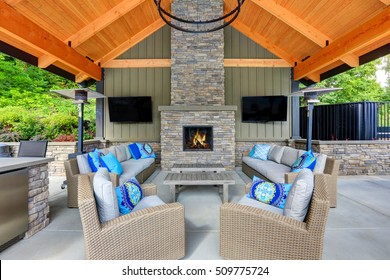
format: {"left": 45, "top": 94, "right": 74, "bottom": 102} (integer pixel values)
{"left": 280, "top": 147, "right": 299, "bottom": 166}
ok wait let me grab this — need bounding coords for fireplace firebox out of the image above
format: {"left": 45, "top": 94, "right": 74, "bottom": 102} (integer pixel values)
{"left": 183, "top": 126, "right": 213, "bottom": 151}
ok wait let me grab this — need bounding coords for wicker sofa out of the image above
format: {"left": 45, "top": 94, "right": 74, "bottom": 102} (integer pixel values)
{"left": 220, "top": 172, "right": 330, "bottom": 260}
{"left": 64, "top": 145, "right": 156, "bottom": 208}
{"left": 78, "top": 173, "right": 185, "bottom": 260}
{"left": 242, "top": 145, "right": 340, "bottom": 207}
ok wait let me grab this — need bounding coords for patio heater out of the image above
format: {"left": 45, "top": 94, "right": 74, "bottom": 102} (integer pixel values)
{"left": 50, "top": 88, "right": 105, "bottom": 157}
{"left": 290, "top": 87, "right": 341, "bottom": 151}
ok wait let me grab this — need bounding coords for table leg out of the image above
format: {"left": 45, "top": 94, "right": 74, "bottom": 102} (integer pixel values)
{"left": 170, "top": 184, "right": 176, "bottom": 202}
{"left": 223, "top": 184, "right": 228, "bottom": 203}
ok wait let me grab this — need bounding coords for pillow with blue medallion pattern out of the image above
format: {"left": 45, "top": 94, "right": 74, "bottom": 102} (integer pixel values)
{"left": 136, "top": 143, "right": 156, "bottom": 159}
{"left": 247, "top": 176, "right": 292, "bottom": 209}
{"left": 249, "top": 144, "right": 271, "bottom": 160}
{"left": 99, "top": 152, "right": 123, "bottom": 175}
{"left": 290, "top": 150, "right": 317, "bottom": 173}
{"left": 87, "top": 149, "right": 103, "bottom": 172}
{"left": 115, "top": 177, "right": 143, "bottom": 214}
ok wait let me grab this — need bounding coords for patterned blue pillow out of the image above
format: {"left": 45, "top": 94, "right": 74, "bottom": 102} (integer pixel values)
{"left": 99, "top": 152, "right": 123, "bottom": 175}
{"left": 115, "top": 177, "right": 143, "bottom": 214}
{"left": 291, "top": 150, "right": 317, "bottom": 173}
{"left": 247, "top": 176, "right": 292, "bottom": 209}
{"left": 87, "top": 149, "right": 103, "bottom": 172}
{"left": 249, "top": 144, "right": 271, "bottom": 160}
{"left": 128, "top": 143, "right": 141, "bottom": 160}
{"left": 136, "top": 143, "right": 156, "bottom": 159}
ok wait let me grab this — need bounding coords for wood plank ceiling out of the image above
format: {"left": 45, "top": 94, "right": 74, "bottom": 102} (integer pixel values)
{"left": 0, "top": 0, "right": 389, "bottom": 84}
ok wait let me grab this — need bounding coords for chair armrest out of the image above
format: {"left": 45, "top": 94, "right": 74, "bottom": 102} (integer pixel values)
{"left": 242, "top": 150, "right": 250, "bottom": 157}
{"left": 324, "top": 157, "right": 341, "bottom": 175}
{"left": 285, "top": 172, "right": 298, "bottom": 183}
{"left": 245, "top": 182, "right": 252, "bottom": 193}
{"left": 141, "top": 183, "right": 157, "bottom": 196}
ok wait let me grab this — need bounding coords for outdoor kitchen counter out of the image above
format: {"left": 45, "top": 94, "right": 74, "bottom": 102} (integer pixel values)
{"left": 0, "top": 157, "right": 54, "bottom": 250}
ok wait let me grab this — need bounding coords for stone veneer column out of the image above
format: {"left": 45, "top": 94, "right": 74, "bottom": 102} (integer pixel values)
{"left": 170, "top": 0, "right": 225, "bottom": 105}
{"left": 26, "top": 163, "right": 50, "bottom": 238}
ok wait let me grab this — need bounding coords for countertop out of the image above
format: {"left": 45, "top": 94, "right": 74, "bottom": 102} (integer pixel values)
{"left": 0, "top": 157, "right": 54, "bottom": 173}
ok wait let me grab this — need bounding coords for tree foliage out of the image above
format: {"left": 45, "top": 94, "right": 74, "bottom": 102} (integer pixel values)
{"left": 316, "top": 58, "right": 388, "bottom": 104}
{"left": 0, "top": 53, "right": 96, "bottom": 142}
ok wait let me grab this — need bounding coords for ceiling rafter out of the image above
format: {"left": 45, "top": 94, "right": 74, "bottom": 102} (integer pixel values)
{"left": 38, "top": 0, "right": 147, "bottom": 68}
{"left": 4, "top": 0, "right": 23, "bottom": 6}
{"left": 249, "top": 0, "right": 359, "bottom": 67}
{"left": 0, "top": 1, "right": 102, "bottom": 80}
{"left": 294, "top": 6, "right": 390, "bottom": 80}
{"left": 379, "top": 0, "right": 390, "bottom": 5}
{"left": 99, "top": 18, "right": 166, "bottom": 67}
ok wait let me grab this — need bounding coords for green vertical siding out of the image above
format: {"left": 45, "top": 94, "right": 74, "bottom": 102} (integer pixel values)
{"left": 104, "top": 26, "right": 171, "bottom": 141}
{"left": 224, "top": 26, "right": 292, "bottom": 141}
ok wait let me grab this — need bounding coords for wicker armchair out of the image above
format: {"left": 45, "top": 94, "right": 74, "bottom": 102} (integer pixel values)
{"left": 220, "top": 174, "right": 330, "bottom": 260}
{"left": 78, "top": 173, "right": 185, "bottom": 260}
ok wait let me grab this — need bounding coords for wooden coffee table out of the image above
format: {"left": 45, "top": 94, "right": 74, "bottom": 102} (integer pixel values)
{"left": 171, "top": 163, "right": 225, "bottom": 173}
{"left": 164, "top": 172, "right": 235, "bottom": 203}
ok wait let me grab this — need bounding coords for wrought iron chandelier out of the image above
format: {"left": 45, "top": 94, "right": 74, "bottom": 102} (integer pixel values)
{"left": 154, "top": 0, "right": 246, "bottom": 33}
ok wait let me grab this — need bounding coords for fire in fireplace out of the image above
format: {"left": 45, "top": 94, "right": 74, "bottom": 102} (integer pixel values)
{"left": 183, "top": 126, "right": 213, "bottom": 151}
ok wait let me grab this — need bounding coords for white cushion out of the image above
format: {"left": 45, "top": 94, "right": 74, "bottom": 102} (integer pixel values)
{"left": 132, "top": 195, "right": 165, "bottom": 212}
{"left": 242, "top": 156, "right": 261, "bottom": 170}
{"left": 76, "top": 154, "right": 92, "bottom": 174}
{"left": 313, "top": 153, "right": 327, "bottom": 173}
{"left": 268, "top": 145, "right": 285, "bottom": 163}
{"left": 93, "top": 168, "right": 120, "bottom": 223}
{"left": 237, "top": 196, "right": 284, "bottom": 215}
{"left": 283, "top": 168, "right": 314, "bottom": 222}
{"left": 114, "top": 145, "right": 128, "bottom": 162}
{"left": 280, "top": 147, "right": 299, "bottom": 167}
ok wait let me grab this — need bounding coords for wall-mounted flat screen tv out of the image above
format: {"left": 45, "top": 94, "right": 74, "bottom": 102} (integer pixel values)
{"left": 242, "top": 96, "right": 288, "bottom": 122}
{"left": 108, "top": 96, "right": 152, "bottom": 123}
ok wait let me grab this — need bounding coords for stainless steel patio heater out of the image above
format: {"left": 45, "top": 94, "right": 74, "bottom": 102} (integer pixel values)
{"left": 50, "top": 88, "right": 105, "bottom": 157}
{"left": 290, "top": 87, "right": 341, "bottom": 151}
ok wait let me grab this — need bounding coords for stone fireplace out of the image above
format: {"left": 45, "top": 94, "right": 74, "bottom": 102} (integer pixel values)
{"left": 159, "top": 0, "right": 236, "bottom": 170}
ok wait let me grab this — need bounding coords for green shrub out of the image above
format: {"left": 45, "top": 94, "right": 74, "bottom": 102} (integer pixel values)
{"left": 41, "top": 113, "right": 78, "bottom": 140}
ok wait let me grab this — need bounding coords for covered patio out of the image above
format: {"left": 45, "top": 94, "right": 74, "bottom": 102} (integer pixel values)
{"left": 1, "top": 0, "right": 390, "bottom": 265}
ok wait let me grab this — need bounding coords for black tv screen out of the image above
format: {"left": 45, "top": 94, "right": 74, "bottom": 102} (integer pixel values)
{"left": 108, "top": 96, "right": 152, "bottom": 123}
{"left": 242, "top": 96, "right": 287, "bottom": 122}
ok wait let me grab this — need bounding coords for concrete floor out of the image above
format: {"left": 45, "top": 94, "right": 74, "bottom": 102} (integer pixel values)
{"left": 1, "top": 168, "right": 390, "bottom": 260}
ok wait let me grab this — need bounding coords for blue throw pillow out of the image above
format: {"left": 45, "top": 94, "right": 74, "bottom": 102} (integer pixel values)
{"left": 99, "top": 152, "right": 123, "bottom": 175}
{"left": 249, "top": 144, "right": 271, "bottom": 160}
{"left": 128, "top": 143, "right": 141, "bottom": 160}
{"left": 291, "top": 150, "right": 317, "bottom": 173}
{"left": 247, "top": 176, "right": 292, "bottom": 209}
{"left": 136, "top": 143, "right": 156, "bottom": 159}
{"left": 115, "top": 177, "right": 143, "bottom": 214}
{"left": 87, "top": 149, "right": 103, "bottom": 172}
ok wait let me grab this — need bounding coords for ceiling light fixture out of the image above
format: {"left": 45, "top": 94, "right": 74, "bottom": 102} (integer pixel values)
{"left": 154, "top": 0, "right": 246, "bottom": 33}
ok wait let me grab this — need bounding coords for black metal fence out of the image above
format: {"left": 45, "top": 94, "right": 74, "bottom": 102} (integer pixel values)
{"left": 300, "top": 101, "right": 390, "bottom": 141}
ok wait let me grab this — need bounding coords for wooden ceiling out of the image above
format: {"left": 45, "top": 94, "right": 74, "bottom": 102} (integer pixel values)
{"left": 0, "top": 0, "right": 389, "bottom": 84}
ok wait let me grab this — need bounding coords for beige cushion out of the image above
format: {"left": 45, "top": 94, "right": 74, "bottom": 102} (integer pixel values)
{"left": 268, "top": 145, "right": 285, "bottom": 163}
{"left": 313, "top": 153, "right": 327, "bottom": 173}
{"left": 238, "top": 196, "right": 284, "bottom": 215}
{"left": 283, "top": 168, "right": 314, "bottom": 222}
{"left": 280, "top": 147, "right": 299, "bottom": 167}
{"left": 132, "top": 195, "right": 165, "bottom": 212}
{"left": 114, "top": 145, "right": 128, "bottom": 162}
{"left": 93, "top": 168, "right": 120, "bottom": 223}
{"left": 76, "top": 153, "right": 91, "bottom": 174}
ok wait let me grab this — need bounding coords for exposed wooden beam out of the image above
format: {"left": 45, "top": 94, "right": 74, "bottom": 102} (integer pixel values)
{"left": 0, "top": 1, "right": 102, "bottom": 80}
{"left": 224, "top": 58, "right": 291, "bottom": 67}
{"left": 294, "top": 6, "right": 390, "bottom": 80}
{"left": 38, "top": 0, "right": 146, "bottom": 69}
{"left": 99, "top": 18, "right": 166, "bottom": 66}
{"left": 4, "top": 0, "right": 23, "bottom": 6}
{"left": 103, "top": 58, "right": 291, "bottom": 68}
{"left": 104, "top": 59, "right": 172, "bottom": 68}
{"left": 379, "top": 0, "right": 390, "bottom": 5}
{"left": 249, "top": 0, "right": 360, "bottom": 67}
